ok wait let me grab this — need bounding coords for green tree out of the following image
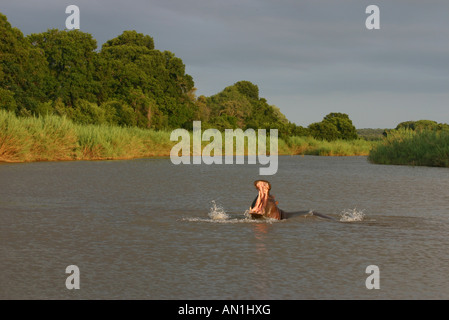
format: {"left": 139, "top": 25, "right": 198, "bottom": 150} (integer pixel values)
{"left": 308, "top": 121, "right": 340, "bottom": 141}
{"left": 0, "top": 88, "right": 17, "bottom": 111}
{"left": 203, "top": 81, "right": 289, "bottom": 134}
{"left": 71, "top": 99, "right": 108, "bottom": 125}
{"left": 27, "top": 29, "right": 99, "bottom": 107}
{"left": 97, "top": 31, "right": 196, "bottom": 129}
{"left": 0, "top": 13, "right": 49, "bottom": 113}
{"left": 323, "top": 112, "right": 358, "bottom": 140}
{"left": 308, "top": 112, "right": 358, "bottom": 141}
{"left": 102, "top": 30, "right": 154, "bottom": 50}
{"left": 99, "top": 100, "right": 137, "bottom": 127}
{"left": 396, "top": 120, "right": 439, "bottom": 131}
{"left": 234, "top": 80, "right": 259, "bottom": 100}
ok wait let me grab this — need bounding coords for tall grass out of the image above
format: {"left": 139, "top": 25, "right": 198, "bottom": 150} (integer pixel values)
{"left": 0, "top": 110, "right": 173, "bottom": 162}
{"left": 75, "top": 124, "right": 172, "bottom": 159}
{"left": 283, "top": 135, "right": 373, "bottom": 156}
{"left": 0, "top": 110, "right": 374, "bottom": 163}
{"left": 368, "top": 129, "right": 449, "bottom": 167}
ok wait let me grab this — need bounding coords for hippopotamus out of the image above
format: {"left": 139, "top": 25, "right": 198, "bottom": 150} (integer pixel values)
{"left": 249, "top": 180, "right": 286, "bottom": 220}
{"left": 249, "top": 180, "right": 335, "bottom": 221}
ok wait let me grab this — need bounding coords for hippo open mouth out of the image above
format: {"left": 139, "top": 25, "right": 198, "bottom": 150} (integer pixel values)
{"left": 249, "top": 180, "right": 284, "bottom": 220}
{"left": 248, "top": 180, "right": 336, "bottom": 221}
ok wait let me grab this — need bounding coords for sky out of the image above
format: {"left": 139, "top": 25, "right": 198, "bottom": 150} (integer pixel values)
{"left": 2, "top": 0, "right": 449, "bottom": 128}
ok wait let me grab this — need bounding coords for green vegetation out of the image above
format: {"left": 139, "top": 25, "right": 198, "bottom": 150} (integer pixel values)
{"left": 0, "top": 12, "right": 293, "bottom": 133}
{"left": 0, "top": 110, "right": 373, "bottom": 162}
{"left": 0, "top": 109, "right": 173, "bottom": 162}
{"left": 369, "top": 125, "right": 449, "bottom": 167}
{"left": 395, "top": 120, "right": 449, "bottom": 131}
{"left": 357, "top": 128, "right": 386, "bottom": 141}
{"left": 308, "top": 112, "right": 358, "bottom": 141}
{"left": 3, "top": 12, "right": 447, "bottom": 168}
{"left": 0, "top": 11, "right": 376, "bottom": 163}
{"left": 0, "top": 12, "right": 363, "bottom": 141}
{"left": 285, "top": 135, "right": 374, "bottom": 156}
{"left": 198, "top": 81, "right": 299, "bottom": 138}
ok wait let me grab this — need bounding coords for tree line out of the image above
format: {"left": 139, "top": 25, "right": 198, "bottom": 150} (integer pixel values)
{"left": 1, "top": 12, "right": 360, "bottom": 141}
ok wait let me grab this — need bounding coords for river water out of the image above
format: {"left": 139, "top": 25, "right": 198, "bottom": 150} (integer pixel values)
{"left": 1, "top": 156, "right": 448, "bottom": 299}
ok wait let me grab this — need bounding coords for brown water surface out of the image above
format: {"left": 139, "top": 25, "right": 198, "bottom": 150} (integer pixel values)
{"left": 1, "top": 156, "right": 448, "bottom": 299}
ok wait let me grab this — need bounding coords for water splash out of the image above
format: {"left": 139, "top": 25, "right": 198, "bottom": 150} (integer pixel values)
{"left": 339, "top": 208, "right": 366, "bottom": 222}
{"left": 208, "top": 200, "right": 230, "bottom": 221}
{"left": 243, "top": 209, "right": 252, "bottom": 219}
{"left": 181, "top": 201, "right": 277, "bottom": 224}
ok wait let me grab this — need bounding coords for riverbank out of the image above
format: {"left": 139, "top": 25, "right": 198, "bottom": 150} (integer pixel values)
{"left": 0, "top": 110, "right": 373, "bottom": 163}
{"left": 0, "top": 110, "right": 173, "bottom": 162}
{"left": 368, "top": 129, "right": 449, "bottom": 167}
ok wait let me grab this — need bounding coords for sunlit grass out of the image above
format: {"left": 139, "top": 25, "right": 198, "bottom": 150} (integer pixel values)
{"left": 368, "top": 129, "right": 449, "bottom": 167}
{"left": 0, "top": 110, "right": 173, "bottom": 162}
{"left": 283, "top": 135, "right": 374, "bottom": 156}
{"left": 1, "top": 110, "right": 374, "bottom": 162}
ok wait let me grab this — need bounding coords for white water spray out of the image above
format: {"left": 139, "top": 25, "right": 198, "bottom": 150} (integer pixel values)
{"left": 208, "top": 200, "right": 230, "bottom": 220}
{"left": 182, "top": 201, "right": 277, "bottom": 223}
{"left": 339, "top": 208, "right": 366, "bottom": 222}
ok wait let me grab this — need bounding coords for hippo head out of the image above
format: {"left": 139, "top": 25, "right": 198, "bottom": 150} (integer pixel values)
{"left": 249, "top": 180, "right": 282, "bottom": 220}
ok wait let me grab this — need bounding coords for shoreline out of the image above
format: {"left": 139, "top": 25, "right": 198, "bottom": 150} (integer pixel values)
{"left": 0, "top": 110, "right": 373, "bottom": 164}
{"left": 0, "top": 153, "right": 369, "bottom": 165}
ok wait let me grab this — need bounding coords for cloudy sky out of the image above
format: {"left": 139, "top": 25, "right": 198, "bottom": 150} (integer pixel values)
{"left": 2, "top": 0, "right": 449, "bottom": 128}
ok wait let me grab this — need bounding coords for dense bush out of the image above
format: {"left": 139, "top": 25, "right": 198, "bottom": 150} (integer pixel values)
{"left": 368, "top": 129, "right": 449, "bottom": 167}
{"left": 308, "top": 112, "right": 358, "bottom": 141}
